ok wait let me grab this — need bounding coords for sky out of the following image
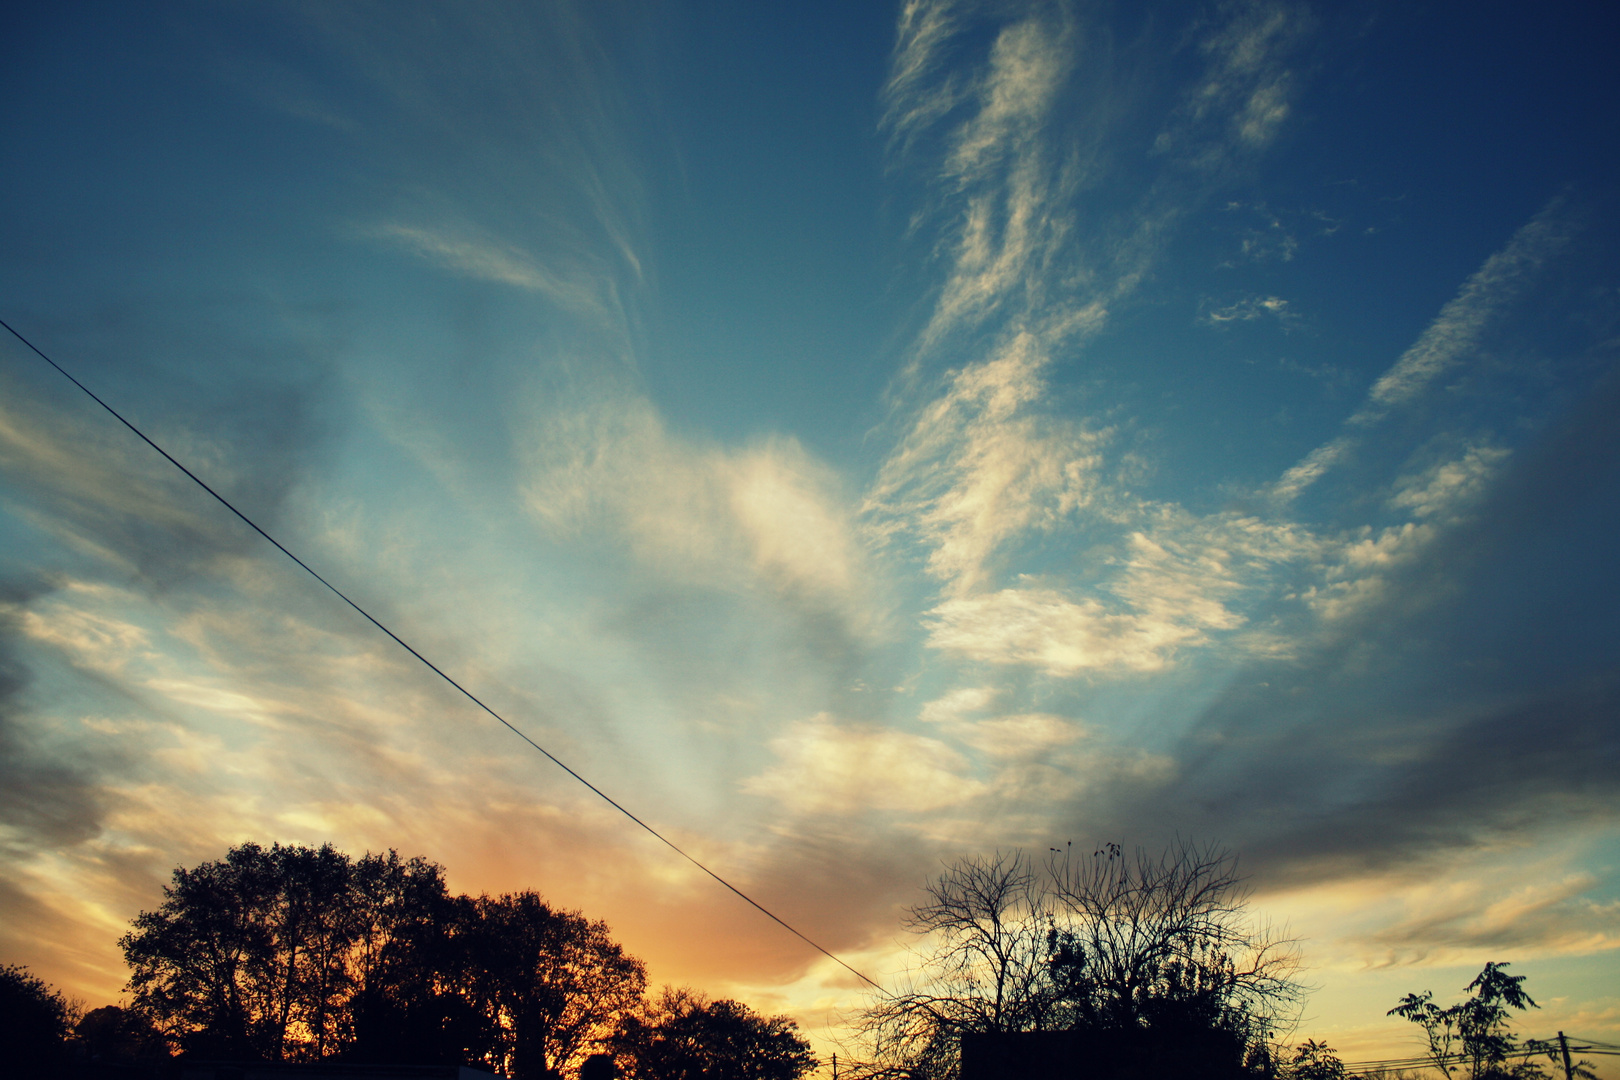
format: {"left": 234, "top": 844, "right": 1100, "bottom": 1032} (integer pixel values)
{"left": 2, "top": 0, "right": 1618, "bottom": 1071}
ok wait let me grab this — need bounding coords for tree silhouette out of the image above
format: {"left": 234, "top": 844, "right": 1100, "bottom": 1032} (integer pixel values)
{"left": 445, "top": 891, "right": 648, "bottom": 1080}
{"left": 120, "top": 842, "right": 450, "bottom": 1060}
{"left": 76, "top": 1005, "right": 172, "bottom": 1066}
{"left": 861, "top": 840, "right": 1301, "bottom": 1080}
{"left": 859, "top": 850, "right": 1061, "bottom": 1077}
{"left": 115, "top": 841, "right": 804, "bottom": 1077}
{"left": 1389, "top": 962, "right": 1596, "bottom": 1080}
{"left": 341, "top": 851, "right": 472, "bottom": 1064}
{"left": 120, "top": 842, "right": 644, "bottom": 1073}
{"left": 1288, "top": 1039, "right": 1346, "bottom": 1080}
{"left": 614, "top": 987, "right": 816, "bottom": 1080}
{"left": 1044, "top": 840, "right": 1300, "bottom": 1039}
{"left": 0, "top": 963, "right": 80, "bottom": 1074}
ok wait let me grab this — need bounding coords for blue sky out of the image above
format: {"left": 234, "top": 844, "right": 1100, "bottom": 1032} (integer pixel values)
{"left": 3, "top": 0, "right": 1618, "bottom": 1068}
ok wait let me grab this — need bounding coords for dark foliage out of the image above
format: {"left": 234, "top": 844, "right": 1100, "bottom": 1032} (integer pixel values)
{"left": 1390, "top": 963, "right": 1598, "bottom": 1080}
{"left": 120, "top": 842, "right": 450, "bottom": 1061}
{"left": 446, "top": 891, "right": 647, "bottom": 1080}
{"left": 0, "top": 963, "right": 79, "bottom": 1073}
{"left": 613, "top": 987, "right": 816, "bottom": 1080}
{"left": 1287, "top": 1039, "right": 1346, "bottom": 1080}
{"left": 75, "top": 1005, "right": 172, "bottom": 1065}
{"left": 119, "top": 843, "right": 646, "bottom": 1076}
{"left": 860, "top": 841, "right": 1301, "bottom": 1080}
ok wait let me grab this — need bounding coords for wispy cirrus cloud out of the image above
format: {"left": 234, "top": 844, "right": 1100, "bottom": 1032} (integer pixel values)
{"left": 865, "top": 330, "right": 1109, "bottom": 596}
{"left": 1274, "top": 198, "right": 1572, "bottom": 503}
{"left": 941, "top": 15, "right": 1072, "bottom": 186}
{"left": 898, "top": 388, "right": 1530, "bottom": 678}
{"left": 1256, "top": 837, "right": 1620, "bottom": 982}
{"left": 1388, "top": 443, "right": 1511, "bottom": 520}
{"left": 1201, "top": 294, "right": 1294, "bottom": 325}
{"left": 1365, "top": 872, "right": 1620, "bottom": 963}
{"left": 1153, "top": 1, "right": 1307, "bottom": 166}
{"left": 920, "top": 503, "right": 1324, "bottom": 674}
{"left": 872, "top": 0, "right": 1315, "bottom": 618}
{"left": 881, "top": 0, "right": 971, "bottom": 155}
{"left": 1356, "top": 202, "right": 1571, "bottom": 422}
{"left": 896, "top": 8, "right": 1086, "bottom": 356}
{"left": 367, "top": 221, "right": 615, "bottom": 315}
{"left": 925, "top": 586, "right": 1199, "bottom": 674}
{"left": 1082, "top": 382, "right": 1620, "bottom": 885}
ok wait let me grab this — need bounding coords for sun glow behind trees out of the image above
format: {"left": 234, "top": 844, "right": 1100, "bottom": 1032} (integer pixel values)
{"left": 117, "top": 843, "right": 812, "bottom": 1080}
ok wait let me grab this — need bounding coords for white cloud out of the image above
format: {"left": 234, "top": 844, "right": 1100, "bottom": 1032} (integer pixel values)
{"left": 1202, "top": 295, "right": 1293, "bottom": 325}
{"left": 522, "top": 390, "right": 879, "bottom": 625}
{"left": 1156, "top": 1, "right": 1304, "bottom": 164}
{"left": 741, "top": 715, "right": 984, "bottom": 815}
{"left": 1368, "top": 873, "right": 1620, "bottom": 961}
{"left": 915, "top": 686, "right": 1086, "bottom": 759}
{"left": 1339, "top": 521, "right": 1435, "bottom": 571}
{"left": 19, "top": 597, "right": 152, "bottom": 678}
{"left": 881, "top": 0, "right": 970, "bottom": 150}
{"left": 957, "top": 713, "right": 1085, "bottom": 758}
{"left": 0, "top": 390, "right": 251, "bottom": 574}
{"left": 918, "top": 502, "right": 1325, "bottom": 674}
{"left": 1256, "top": 839, "right": 1620, "bottom": 1002}
{"left": 885, "top": 6, "right": 1101, "bottom": 356}
{"left": 1109, "top": 531, "right": 1249, "bottom": 633}
{"left": 872, "top": 1, "right": 1320, "bottom": 605}
{"left": 1390, "top": 444, "right": 1510, "bottom": 519}
{"left": 1273, "top": 196, "right": 1565, "bottom": 504}
{"left": 866, "top": 332, "right": 1109, "bottom": 596}
{"left": 1355, "top": 203, "right": 1569, "bottom": 423}
{"left": 1283, "top": 444, "right": 1509, "bottom": 622}
{"left": 1271, "top": 439, "right": 1352, "bottom": 505}
{"left": 925, "top": 586, "right": 1200, "bottom": 674}
{"left": 1321, "top": 863, "right": 1620, "bottom": 968}
{"left": 943, "top": 17, "right": 1070, "bottom": 184}
{"left": 727, "top": 445, "right": 867, "bottom": 602}
{"left": 368, "top": 221, "right": 610, "bottom": 315}
{"left": 917, "top": 685, "right": 999, "bottom": 725}
{"left": 1297, "top": 522, "right": 1435, "bottom": 622}
{"left": 1236, "top": 74, "right": 1292, "bottom": 146}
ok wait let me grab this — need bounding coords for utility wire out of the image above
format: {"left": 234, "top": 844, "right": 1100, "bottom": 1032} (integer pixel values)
{"left": 1338, "top": 1040, "right": 1620, "bottom": 1072}
{"left": 0, "top": 315, "right": 886, "bottom": 995}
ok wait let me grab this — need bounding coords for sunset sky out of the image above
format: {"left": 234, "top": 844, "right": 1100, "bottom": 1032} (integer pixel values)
{"left": 2, "top": 0, "right": 1617, "bottom": 1070}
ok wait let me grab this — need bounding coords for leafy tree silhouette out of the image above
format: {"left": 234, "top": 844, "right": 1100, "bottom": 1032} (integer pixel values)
{"left": 111, "top": 841, "right": 811, "bottom": 1077}
{"left": 1389, "top": 962, "right": 1597, "bottom": 1080}
{"left": 0, "top": 963, "right": 80, "bottom": 1074}
{"left": 1288, "top": 1038, "right": 1346, "bottom": 1080}
{"left": 118, "top": 842, "right": 645, "bottom": 1075}
{"left": 613, "top": 986, "right": 816, "bottom": 1080}
{"left": 76, "top": 1005, "right": 172, "bottom": 1066}
{"left": 121, "top": 842, "right": 450, "bottom": 1060}
{"left": 447, "top": 891, "right": 647, "bottom": 1080}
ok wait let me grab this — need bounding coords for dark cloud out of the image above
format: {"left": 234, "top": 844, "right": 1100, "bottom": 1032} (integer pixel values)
{"left": 1068, "top": 365, "right": 1620, "bottom": 886}
{"left": 0, "top": 311, "right": 334, "bottom": 593}
{"left": 0, "top": 578, "right": 107, "bottom": 853}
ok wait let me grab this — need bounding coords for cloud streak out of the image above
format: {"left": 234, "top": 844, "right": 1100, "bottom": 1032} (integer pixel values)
{"left": 1275, "top": 198, "right": 1573, "bottom": 503}
{"left": 369, "top": 222, "right": 614, "bottom": 314}
{"left": 1356, "top": 202, "right": 1571, "bottom": 421}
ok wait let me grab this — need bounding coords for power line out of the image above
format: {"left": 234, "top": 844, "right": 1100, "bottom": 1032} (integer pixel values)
{"left": 0, "top": 314, "right": 886, "bottom": 996}
{"left": 1338, "top": 1039, "right": 1620, "bottom": 1073}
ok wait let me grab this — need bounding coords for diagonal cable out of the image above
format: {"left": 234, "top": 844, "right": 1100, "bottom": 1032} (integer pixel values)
{"left": 0, "top": 314, "right": 886, "bottom": 995}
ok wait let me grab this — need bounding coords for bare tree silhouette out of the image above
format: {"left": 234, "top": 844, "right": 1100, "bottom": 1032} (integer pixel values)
{"left": 860, "top": 840, "right": 1302, "bottom": 1080}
